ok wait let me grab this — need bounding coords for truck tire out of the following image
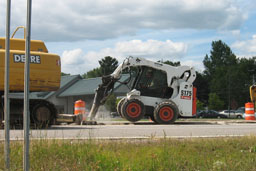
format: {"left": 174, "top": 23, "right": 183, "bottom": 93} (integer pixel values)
{"left": 154, "top": 101, "right": 178, "bottom": 124}
{"left": 31, "top": 101, "right": 55, "bottom": 128}
{"left": 121, "top": 99, "right": 145, "bottom": 122}
{"left": 117, "top": 98, "right": 126, "bottom": 118}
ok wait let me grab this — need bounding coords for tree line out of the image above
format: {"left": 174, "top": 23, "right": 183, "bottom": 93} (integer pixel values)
{"left": 195, "top": 40, "right": 256, "bottom": 110}
{"left": 62, "top": 40, "right": 256, "bottom": 111}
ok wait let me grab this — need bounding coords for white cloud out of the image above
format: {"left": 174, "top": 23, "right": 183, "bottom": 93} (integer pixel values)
{"left": 62, "top": 49, "right": 83, "bottom": 65}
{"left": 61, "top": 39, "right": 188, "bottom": 74}
{"left": 231, "top": 30, "right": 241, "bottom": 37}
{"left": 231, "top": 35, "right": 256, "bottom": 57}
{"left": 114, "top": 39, "right": 187, "bottom": 59}
{"left": 0, "top": 0, "right": 246, "bottom": 41}
{"left": 61, "top": 49, "right": 85, "bottom": 74}
{"left": 181, "top": 60, "right": 204, "bottom": 72}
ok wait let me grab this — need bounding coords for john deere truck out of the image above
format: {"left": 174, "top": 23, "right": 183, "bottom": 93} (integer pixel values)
{"left": 0, "top": 28, "right": 61, "bottom": 127}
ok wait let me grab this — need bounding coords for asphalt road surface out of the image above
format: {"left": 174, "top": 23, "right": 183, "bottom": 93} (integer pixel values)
{"left": 1, "top": 120, "right": 256, "bottom": 140}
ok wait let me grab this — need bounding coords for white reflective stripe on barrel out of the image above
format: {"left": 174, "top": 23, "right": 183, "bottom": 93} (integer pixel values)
{"left": 75, "top": 107, "right": 85, "bottom": 110}
{"left": 245, "top": 108, "right": 254, "bottom": 111}
{"left": 244, "top": 114, "right": 255, "bottom": 116}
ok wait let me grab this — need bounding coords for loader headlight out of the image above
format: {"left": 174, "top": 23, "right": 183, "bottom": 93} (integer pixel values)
{"left": 184, "top": 72, "right": 190, "bottom": 78}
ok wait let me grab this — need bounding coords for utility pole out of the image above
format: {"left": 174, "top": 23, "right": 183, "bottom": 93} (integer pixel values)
{"left": 228, "top": 73, "right": 231, "bottom": 118}
{"left": 4, "top": 0, "right": 11, "bottom": 170}
{"left": 24, "top": 0, "right": 32, "bottom": 170}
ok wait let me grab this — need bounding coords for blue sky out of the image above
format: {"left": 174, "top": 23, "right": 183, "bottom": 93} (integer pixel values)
{"left": 1, "top": 0, "right": 256, "bottom": 74}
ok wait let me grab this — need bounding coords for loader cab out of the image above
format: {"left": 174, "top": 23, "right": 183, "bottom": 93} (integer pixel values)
{"left": 132, "top": 66, "right": 173, "bottom": 98}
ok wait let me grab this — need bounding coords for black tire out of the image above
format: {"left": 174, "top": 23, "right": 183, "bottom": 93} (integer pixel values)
{"left": 31, "top": 102, "right": 55, "bottom": 128}
{"left": 153, "top": 101, "right": 179, "bottom": 124}
{"left": 121, "top": 99, "right": 145, "bottom": 122}
{"left": 117, "top": 98, "right": 126, "bottom": 118}
{"left": 237, "top": 115, "right": 242, "bottom": 119}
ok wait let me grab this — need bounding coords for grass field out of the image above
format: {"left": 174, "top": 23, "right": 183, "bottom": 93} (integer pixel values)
{"left": 1, "top": 136, "right": 256, "bottom": 170}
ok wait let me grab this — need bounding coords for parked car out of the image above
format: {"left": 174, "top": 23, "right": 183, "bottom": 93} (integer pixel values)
{"left": 219, "top": 110, "right": 243, "bottom": 119}
{"left": 196, "top": 110, "right": 227, "bottom": 118}
{"left": 219, "top": 110, "right": 236, "bottom": 118}
{"left": 234, "top": 110, "right": 244, "bottom": 119}
{"left": 237, "top": 107, "right": 245, "bottom": 113}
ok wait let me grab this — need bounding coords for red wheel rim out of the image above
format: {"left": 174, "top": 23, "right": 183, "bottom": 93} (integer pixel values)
{"left": 159, "top": 106, "right": 174, "bottom": 121}
{"left": 126, "top": 102, "right": 141, "bottom": 118}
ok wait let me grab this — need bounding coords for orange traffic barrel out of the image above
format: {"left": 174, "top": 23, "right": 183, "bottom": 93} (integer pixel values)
{"left": 245, "top": 102, "right": 255, "bottom": 120}
{"left": 74, "top": 100, "right": 86, "bottom": 115}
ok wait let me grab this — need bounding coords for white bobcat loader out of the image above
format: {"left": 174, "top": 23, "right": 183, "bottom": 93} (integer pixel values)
{"left": 88, "top": 57, "right": 197, "bottom": 124}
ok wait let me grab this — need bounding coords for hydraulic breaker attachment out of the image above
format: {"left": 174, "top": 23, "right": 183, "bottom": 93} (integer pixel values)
{"left": 88, "top": 75, "right": 117, "bottom": 120}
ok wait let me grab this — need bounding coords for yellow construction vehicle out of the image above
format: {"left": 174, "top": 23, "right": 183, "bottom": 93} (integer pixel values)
{"left": 250, "top": 85, "right": 256, "bottom": 107}
{"left": 0, "top": 27, "right": 61, "bottom": 127}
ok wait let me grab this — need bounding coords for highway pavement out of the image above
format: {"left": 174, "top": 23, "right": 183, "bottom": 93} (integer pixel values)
{"left": 1, "top": 120, "right": 256, "bottom": 140}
